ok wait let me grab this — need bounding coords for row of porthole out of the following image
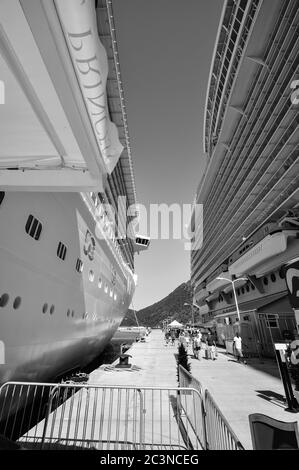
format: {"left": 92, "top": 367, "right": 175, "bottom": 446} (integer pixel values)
{"left": 218, "top": 272, "right": 282, "bottom": 302}
{"left": 236, "top": 273, "right": 279, "bottom": 296}
{"left": 88, "top": 270, "right": 118, "bottom": 301}
{"left": 0, "top": 294, "right": 22, "bottom": 309}
{"left": 42, "top": 303, "right": 55, "bottom": 315}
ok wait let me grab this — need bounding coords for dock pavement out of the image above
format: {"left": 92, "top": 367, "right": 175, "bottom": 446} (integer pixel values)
{"left": 90, "top": 329, "right": 299, "bottom": 450}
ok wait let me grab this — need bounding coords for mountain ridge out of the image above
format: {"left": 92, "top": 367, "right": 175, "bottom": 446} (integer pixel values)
{"left": 121, "top": 281, "right": 194, "bottom": 328}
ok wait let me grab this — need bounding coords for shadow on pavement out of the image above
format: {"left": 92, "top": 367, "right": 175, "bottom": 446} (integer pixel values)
{"left": 221, "top": 351, "right": 281, "bottom": 380}
{"left": 255, "top": 390, "right": 286, "bottom": 409}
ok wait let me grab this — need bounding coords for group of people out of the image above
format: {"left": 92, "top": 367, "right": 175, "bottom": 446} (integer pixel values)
{"left": 164, "top": 327, "right": 247, "bottom": 364}
{"left": 164, "top": 329, "right": 177, "bottom": 346}
{"left": 177, "top": 329, "right": 217, "bottom": 361}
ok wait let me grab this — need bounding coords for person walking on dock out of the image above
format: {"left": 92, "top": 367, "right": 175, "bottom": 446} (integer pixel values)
{"left": 164, "top": 330, "right": 170, "bottom": 346}
{"left": 206, "top": 331, "right": 217, "bottom": 360}
{"left": 179, "top": 331, "right": 187, "bottom": 351}
{"left": 193, "top": 332, "right": 202, "bottom": 360}
{"left": 233, "top": 332, "right": 247, "bottom": 364}
{"left": 171, "top": 330, "right": 176, "bottom": 346}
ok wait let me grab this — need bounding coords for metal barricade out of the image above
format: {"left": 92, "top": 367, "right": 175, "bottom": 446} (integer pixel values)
{"left": 178, "top": 365, "right": 207, "bottom": 450}
{"left": 0, "top": 382, "right": 204, "bottom": 450}
{"left": 204, "top": 390, "right": 244, "bottom": 450}
{"left": 178, "top": 366, "right": 244, "bottom": 450}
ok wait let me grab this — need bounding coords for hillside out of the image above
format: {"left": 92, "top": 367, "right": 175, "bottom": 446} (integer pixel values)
{"left": 121, "top": 281, "right": 194, "bottom": 328}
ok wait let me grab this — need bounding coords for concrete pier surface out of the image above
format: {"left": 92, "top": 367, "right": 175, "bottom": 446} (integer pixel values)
{"left": 90, "top": 329, "right": 299, "bottom": 450}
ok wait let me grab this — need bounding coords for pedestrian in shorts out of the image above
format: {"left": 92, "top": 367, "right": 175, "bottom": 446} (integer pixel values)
{"left": 233, "top": 332, "right": 247, "bottom": 364}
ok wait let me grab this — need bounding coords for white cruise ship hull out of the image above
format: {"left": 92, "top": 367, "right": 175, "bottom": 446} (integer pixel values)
{"left": 0, "top": 191, "right": 135, "bottom": 385}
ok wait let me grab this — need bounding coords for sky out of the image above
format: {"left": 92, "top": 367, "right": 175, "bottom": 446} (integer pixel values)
{"left": 113, "top": 0, "right": 224, "bottom": 310}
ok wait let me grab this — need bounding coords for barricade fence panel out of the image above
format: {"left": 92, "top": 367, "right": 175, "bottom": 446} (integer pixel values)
{"left": 178, "top": 365, "right": 207, "bottom": 450}
{"left": 204, "top": 390, "right": 244, "bottom": 450}
{"left": 0, "top": 382, "right": 203, "bottom": 450}
{"left": 178, "top": 366, "right": 244, "bottom": 450}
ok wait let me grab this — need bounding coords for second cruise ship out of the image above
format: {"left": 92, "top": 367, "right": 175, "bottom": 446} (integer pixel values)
{"left": 191, "top": 0, "right": 299, "bottom": 356}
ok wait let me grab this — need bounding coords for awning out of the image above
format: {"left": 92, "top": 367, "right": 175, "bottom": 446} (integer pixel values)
{"left": 213, "top": 292, "right": 293, "bottom": 317}
{"left": 239, "top": 292, "right": 291, "bottom": 313}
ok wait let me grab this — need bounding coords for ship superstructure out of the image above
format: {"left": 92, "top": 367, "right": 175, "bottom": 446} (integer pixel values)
{"left": 191, "top": 0, "right": 299, "bottom": 355}
{"left": 0, "top": 0, "right": 148, "bottom": 386}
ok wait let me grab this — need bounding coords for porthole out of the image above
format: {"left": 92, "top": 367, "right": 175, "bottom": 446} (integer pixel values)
{"left": 114, "top": 293, "right": 117, "bottom": 301}
{"left": 13, "top": 296, "right": 21, "bottom": 309}
{"left": 110, "top": 289, "right": 113, "bottom": 297}
{"left": 279, "top": 267, "right": 285, "bottom": 279}
{"left": 263, "top": 277, "right": 268, "bottom": 286}
{"left": 76, "top": 258, "right": 83, "bottom": 273}
{"left": 57, "top": 242, "right": 67, "bottom": 261}
{"left": 89, "top": 270, "right": 94, "bottom": 282}
{"left": 246, "top": 285, "right": 250, "bottom": 293}
{"left": 271, "top": 273, "right": 276, "bottom": 282}
{"left": 241, "top": 287, "right": 245, "bottom": 294}
{"left": 71, "top": 310, "right": 74, "bottom": 317}
{"left": 25, "top": 215, "right": 42, "bottom": 240}
{"left": 98, "top": 278, "right": 102, "bottom": 288}
{"left": 0, "top": 294, "right": 9, "bottom": 307}
{"left": 67, "top": 309, "right": 70, "bottom": 317}
{"left": 42, "top": 303, "right": 48, "bottom": 314}
{"left": 50, "top": 305, "right": 55, "bottom": 315}
{"left": 105, "top": 285, "right": 108, "bottom": 294}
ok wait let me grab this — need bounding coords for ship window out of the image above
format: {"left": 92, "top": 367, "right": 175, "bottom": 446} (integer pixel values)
{"left": 236, "top": 8, "right": 243, "bottom": 22}
{"left": 57, "top": 242, "right": 67, "bottom": 260}
{"left": 246, "top": 285, "right": 250, "bottom": 292}
{"left": 42, "top": 303, "right": 48, "bottom": 314}
{"left": 270, "top": 273, "right": 276, "bottom": 282}
{"left": 89, "top": 270, "right": 94, "bottom": 282}
{"left": 67, "top": 309, "right": 70, "bottom": 317}
{"left": 98, "top": 278, "right": 102, "bottom": 288}
{"left": 76, "top": 258, "right": 83, "bottom": 273}
{"left": 25, "top": 215, "right": 42, "bottom": 240}
{"left": 279, "top": 268, "right": 285, "bottom": 279}
{"left": 114, "top": 293, "right": 117, "bottom": 301}
{"left": 104, "top": 285, "right": 108, "bottom": 294}
{"left": 263, "top": 276, "right": 268, "bottom": 286}
{"left": 0, "top": 293, "right": 9, "bottom": 307}
{"left": 239, "top": 0, "right": 247, "bottom": 11}
{"left": 50, "top": 305, "right": 55, "bottom": 315}
{"left": 0, "top": 192, "right": 5, "bottom": 206}
{"left": 241, "top": 287, "right": 245, "bottom": 294}
{"left": 71, "top": 310, "right": 74, "bottom": 317}
{"left": 13, "top": 297, "right": 21, "bottom": 309}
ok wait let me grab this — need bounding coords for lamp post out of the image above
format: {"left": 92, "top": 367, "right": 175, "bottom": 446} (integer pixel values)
{"left": 184, "top": 302, "right": 201, "bottom": 328}
{"left": 216, "top": 276, "right": 248, "bottom": 322}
